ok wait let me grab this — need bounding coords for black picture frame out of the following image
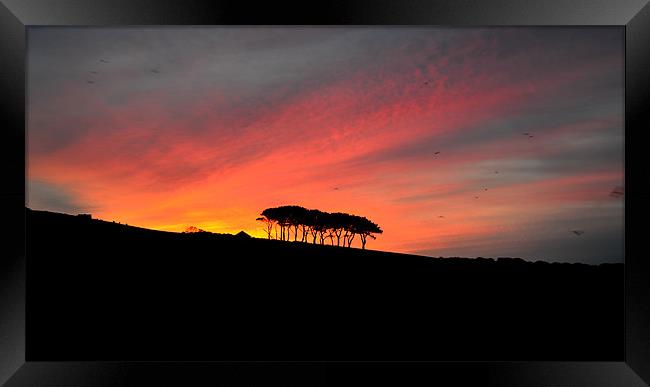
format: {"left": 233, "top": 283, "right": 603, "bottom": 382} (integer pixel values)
{"left": 1, "top": 0, "right": 649, "bottom": 385}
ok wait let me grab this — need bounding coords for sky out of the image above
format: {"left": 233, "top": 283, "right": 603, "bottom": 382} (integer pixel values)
{"left": 27, "top": 27, "right": 624, "bottom": 264}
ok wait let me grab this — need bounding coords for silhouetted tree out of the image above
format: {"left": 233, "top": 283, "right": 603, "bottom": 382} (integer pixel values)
{"left": 256, "top": 216, "right": 274, "bottom": 239}
{"left": 341, "top": 214, "right": 357, "bottom": 247}
{"left": 315, "top": 212, "right": 329, "bottom": 245}
{"left": 284, "top": 205, "right": 308, "bottom": 242}
{"left": 261, "top": 207, "right": 287, "bottom": 241}
{"left": 345, "top": 228, "right": 356, "bottom": 247}
{"left": 320, "top": 212, "right": 337, "bottom": 246}
{"left": 304, "top": 209, "right": 324, "bottom": 244}
{"left": 354, "top": 216, "right": 383, "bottom": 249}
{"left": 327, "top": 212, "right": 350, "bottom": 246}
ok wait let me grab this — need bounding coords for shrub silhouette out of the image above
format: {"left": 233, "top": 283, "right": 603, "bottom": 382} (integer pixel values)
{"left": 257, "top": 205, "right": 382, "bottom": 249}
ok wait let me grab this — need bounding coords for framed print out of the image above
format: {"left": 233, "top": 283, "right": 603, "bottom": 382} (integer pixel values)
{"left": 1, "top": 0, "right": 649, "bottom": 385}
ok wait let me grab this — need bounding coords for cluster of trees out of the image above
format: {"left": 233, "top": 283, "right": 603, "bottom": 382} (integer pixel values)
{"left": 183, "top": 226, "right": 207, "bottom": 234}
{"left": 256, "top": 205, "right": 383, "bottom": 249}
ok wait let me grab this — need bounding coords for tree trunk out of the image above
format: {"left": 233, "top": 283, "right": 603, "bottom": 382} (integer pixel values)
{"left": 335, "top": 229, "right": 342, "bottom": 246}
{"left": 347, "top": 234, "right": 355, "bottom": 247}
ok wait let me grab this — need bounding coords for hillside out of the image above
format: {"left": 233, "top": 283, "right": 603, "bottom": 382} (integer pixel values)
{"left": 26, "top": 208, "right": 622, "bottom": 361}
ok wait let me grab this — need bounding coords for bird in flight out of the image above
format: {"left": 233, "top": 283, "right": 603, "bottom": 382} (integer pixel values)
{"left": 494, "top": 171, "right": 499, "bottom": 174}
{"left": 99, "top": 59, "right": 109, "bottom": 63}
{"left": 434, "top": 151, "right": 440, "bottom": 155}
{"left": 89, "top": 71, "right": 98, "bottom": 74}
{"left": 474, "top": 196, "right": 479, "bottom": 199}
{"left": 609, "top": 186, "right": 624, "bottom": 198}
{"left": 333, "top": 187, "right": 339, "bottom": 190}
{"left": 438, "top": 215, "right": 445, "bottom": 219}
{"left": 572, "top": 230, "right": 585, "bottom": 236}
{"left": 484, "top": 188, "right": 488, "bottom": 191}
{"left": 151, "top": 68, "right": 160, "bottom": 74}
{"left": 86, "top": 80, "right": 94, "bottom": 84}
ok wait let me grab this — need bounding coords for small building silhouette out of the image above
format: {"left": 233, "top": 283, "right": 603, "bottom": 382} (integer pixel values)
{"left": 77, "top": 213, "right": 92, "bottom": 220}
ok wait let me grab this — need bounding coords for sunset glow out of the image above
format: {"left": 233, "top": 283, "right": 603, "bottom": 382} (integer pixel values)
{"left": 27, "top": 27, "right": 624, "bottom": 263}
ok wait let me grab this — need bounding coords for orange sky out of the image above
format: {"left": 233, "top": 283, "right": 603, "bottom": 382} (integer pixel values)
{"left": 26, "top": 27, "right": 624, "bottom": 263}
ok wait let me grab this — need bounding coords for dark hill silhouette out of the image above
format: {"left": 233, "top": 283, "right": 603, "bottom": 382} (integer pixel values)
{"left": 235, "top": 230, "right": 252, "bottom": 239}
{"left": 26, "top": 208, "right": 622, "bottom": 361}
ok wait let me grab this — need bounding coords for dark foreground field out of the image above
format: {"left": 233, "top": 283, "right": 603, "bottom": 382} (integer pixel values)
{"left": 26, "top": 208, "right": 622, "bottom": 360}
